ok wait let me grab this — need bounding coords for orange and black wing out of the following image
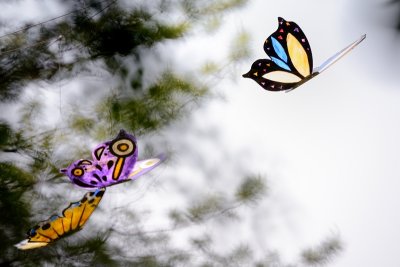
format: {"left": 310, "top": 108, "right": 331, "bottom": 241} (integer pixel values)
{"left": 15, "top": 188, "right": 105, "bottom": 250}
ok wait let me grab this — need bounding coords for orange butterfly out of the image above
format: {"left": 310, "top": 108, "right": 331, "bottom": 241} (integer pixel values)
{"left": 15, "top": 188, "right": 105, "bottom": 250}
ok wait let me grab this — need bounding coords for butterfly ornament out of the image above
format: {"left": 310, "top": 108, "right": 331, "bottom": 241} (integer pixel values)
{"left": 15, "top": 188, "right": 105, "bottom": 250}
{"left": 16, "top": 130, "right": 165, "bottom": 249}
{"left": 243, "top": 17, "right": 366, "bottom": 92}
{"left": 60, "top": 129, "right": 165, "bottom": 189}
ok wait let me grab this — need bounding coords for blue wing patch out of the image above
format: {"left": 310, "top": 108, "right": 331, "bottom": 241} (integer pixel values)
{"left": 271, "top": 36, "right": 288, "bottom": 62}
{"left": 271, "top": 56, "right": 291, "bottom": 71}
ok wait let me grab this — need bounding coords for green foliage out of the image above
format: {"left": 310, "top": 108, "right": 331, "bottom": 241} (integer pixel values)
{"left": 61, "top": 232, "right": 118, "bottom": 267}
{"left": 253, "top": 236, "right": 343, "bottom": 267}
{"left": 0, "top": 33, "right": 58, "bottom": 100}
{"left": 188, "top": 195, "right": 228, "bottom": 222}
{"left": 0, "top": 163, "right": 34, "bottom": 265}
{"left": 108, "top": 71, "right": 208, "bottom": 135}
{"left": 301, "top": 235, "right": 343, "bottom": 266}
{"left": 0, "top": 1, "right": 191, "bottom": 101}
{"left": 229, "top": 31, "right": 251, "bottom": 62}
{"left": 0, "top": 121, "right": 12, "bottom": 150}
{"left": 70, "top": 115, "right": 96, "bottom": 134}
{"left": 182, "top": 0, "right": 248, "bottom": 19}
{"left": 235, "top": 175, "right": 267, "bottom": 203}
{"left": 69, "top": 6, "right": 189, "bottom": 58}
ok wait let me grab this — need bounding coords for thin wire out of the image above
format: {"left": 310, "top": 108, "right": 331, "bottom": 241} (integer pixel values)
{"left": 0, "top": 35, "right": 63, "bottom": 56}
{"left": 0, "top": 0, "right": 116, "bottom": 40}
{"left": 88, "top": 0, "right": 118, "bottom": 20}
{"left": 0, "top": 35, "right": 62, "bottom": 56}
{"left": 0, "top": 11, "right": 77, "bottom": 40}
{"left": 0, "top": 0, "right": 117, "bottom": 56}
{"left": 57, "top": 36, "right": 63, "bottom": 117}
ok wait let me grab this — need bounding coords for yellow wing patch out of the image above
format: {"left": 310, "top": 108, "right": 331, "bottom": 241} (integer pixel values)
{"left": 262, "top": 71, "right": 302, "bottom": 83}
{"left": 15, "top": 188, "right": 105, "bottom": 250}
{"left": 113, "top": 157, "right": 125, "bottom": 180}
{"left": 287, "top": 33, "right": 310, "bottom": 77}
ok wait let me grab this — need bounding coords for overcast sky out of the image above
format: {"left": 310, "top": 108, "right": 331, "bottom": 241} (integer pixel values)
{"left": 165, "top": 0, "right": 400, "bottom": 266}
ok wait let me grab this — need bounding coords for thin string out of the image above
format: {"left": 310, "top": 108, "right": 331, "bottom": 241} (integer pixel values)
{"left": 57, "top": 36, "right": 63, "bottom": 117}
{"left": 0, "top": 0, "right": 115, "bottom": 40}
{"left": 88, "top": 0, "right": 117, "bottom": 20}
{"left": 0, "top": 0, "right": 117, "bottom": 56}
{"left": 0, "top": 35, "right": 63, "bottom": 56}
{"left": 0, "top": 12, "right": 77, "bottom": 40}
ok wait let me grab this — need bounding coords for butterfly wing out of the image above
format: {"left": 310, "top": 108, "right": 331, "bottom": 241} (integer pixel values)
{"left": 243, "top": 59, "right": 303, "bottom": 91}
{"left": 61, "top": 129, "right": 139, "bottom": 189}
{"left": 128, "top": 154, "right": 166, "bottom": 181}
{"left": 243, "top": 17, "right": 314, "bottom": 91}
{"left": 264, "top": 17, "right": 313, "bottom": 77}
{"left": 15, "top": 188, "right": 106, "bottom": 250}
{"left": 61, "top": 130, "right": 165, "bottom": 188}
{"left": 313, "top": 34, "right": 366, "bottom": 74}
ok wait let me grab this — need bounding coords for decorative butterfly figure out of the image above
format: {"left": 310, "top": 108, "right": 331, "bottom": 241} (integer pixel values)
{"left": 60, "top": 129, "right": 165, "bottom": 189}
{"left": 15, "top": 188, "right": 105, "bottom": 250}
{"left": 243, "top": 17, "right": 366, "bottom": 92}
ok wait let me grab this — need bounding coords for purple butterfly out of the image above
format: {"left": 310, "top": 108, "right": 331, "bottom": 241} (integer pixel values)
{"left": 61, "top": 130, "right": 165, "bottom": 189}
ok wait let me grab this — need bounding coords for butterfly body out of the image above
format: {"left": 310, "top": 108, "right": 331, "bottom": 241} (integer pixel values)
{"left": 15, "top": 188, "right": 105, "bottom": 250}
{"left": 285, "top": 72, "right": 320, "bottom": 92}
{"left": 61, "top": 129, "right": 165, "bottom": 189}
{"left": 243, "top": 17, "right": 365, "bottom": 92}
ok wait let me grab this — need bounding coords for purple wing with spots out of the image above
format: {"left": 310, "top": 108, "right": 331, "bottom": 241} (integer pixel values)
{"left": 61, "top": 130, "right": 165, "bottom": 189}
{"left": 61, "top": 130, "right": 138, "bottom": 188}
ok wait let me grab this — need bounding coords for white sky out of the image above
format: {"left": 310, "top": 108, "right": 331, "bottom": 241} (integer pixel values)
{"left": 2, "top": 0, "right": 400, "bottom": 266}
{"left": 164, "top": 0, "right": 400, "bottom": 266}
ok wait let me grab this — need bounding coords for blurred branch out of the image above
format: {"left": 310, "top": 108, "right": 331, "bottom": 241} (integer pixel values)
{"left": 301, "top": 235, "right": 343, "bottom": 266}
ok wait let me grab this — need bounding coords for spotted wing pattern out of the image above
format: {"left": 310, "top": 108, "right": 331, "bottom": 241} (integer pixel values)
{"left": 60, "top": 130, "right": 138, "bottom": 189}
{"left": 60, "top": 130, "right": 165, "bottom": 189}
{"left": 15, "top": 188, "right": 105, "bottom": 250}
{"left": 243, "top": 17, "right": 313, "bottom": 91}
